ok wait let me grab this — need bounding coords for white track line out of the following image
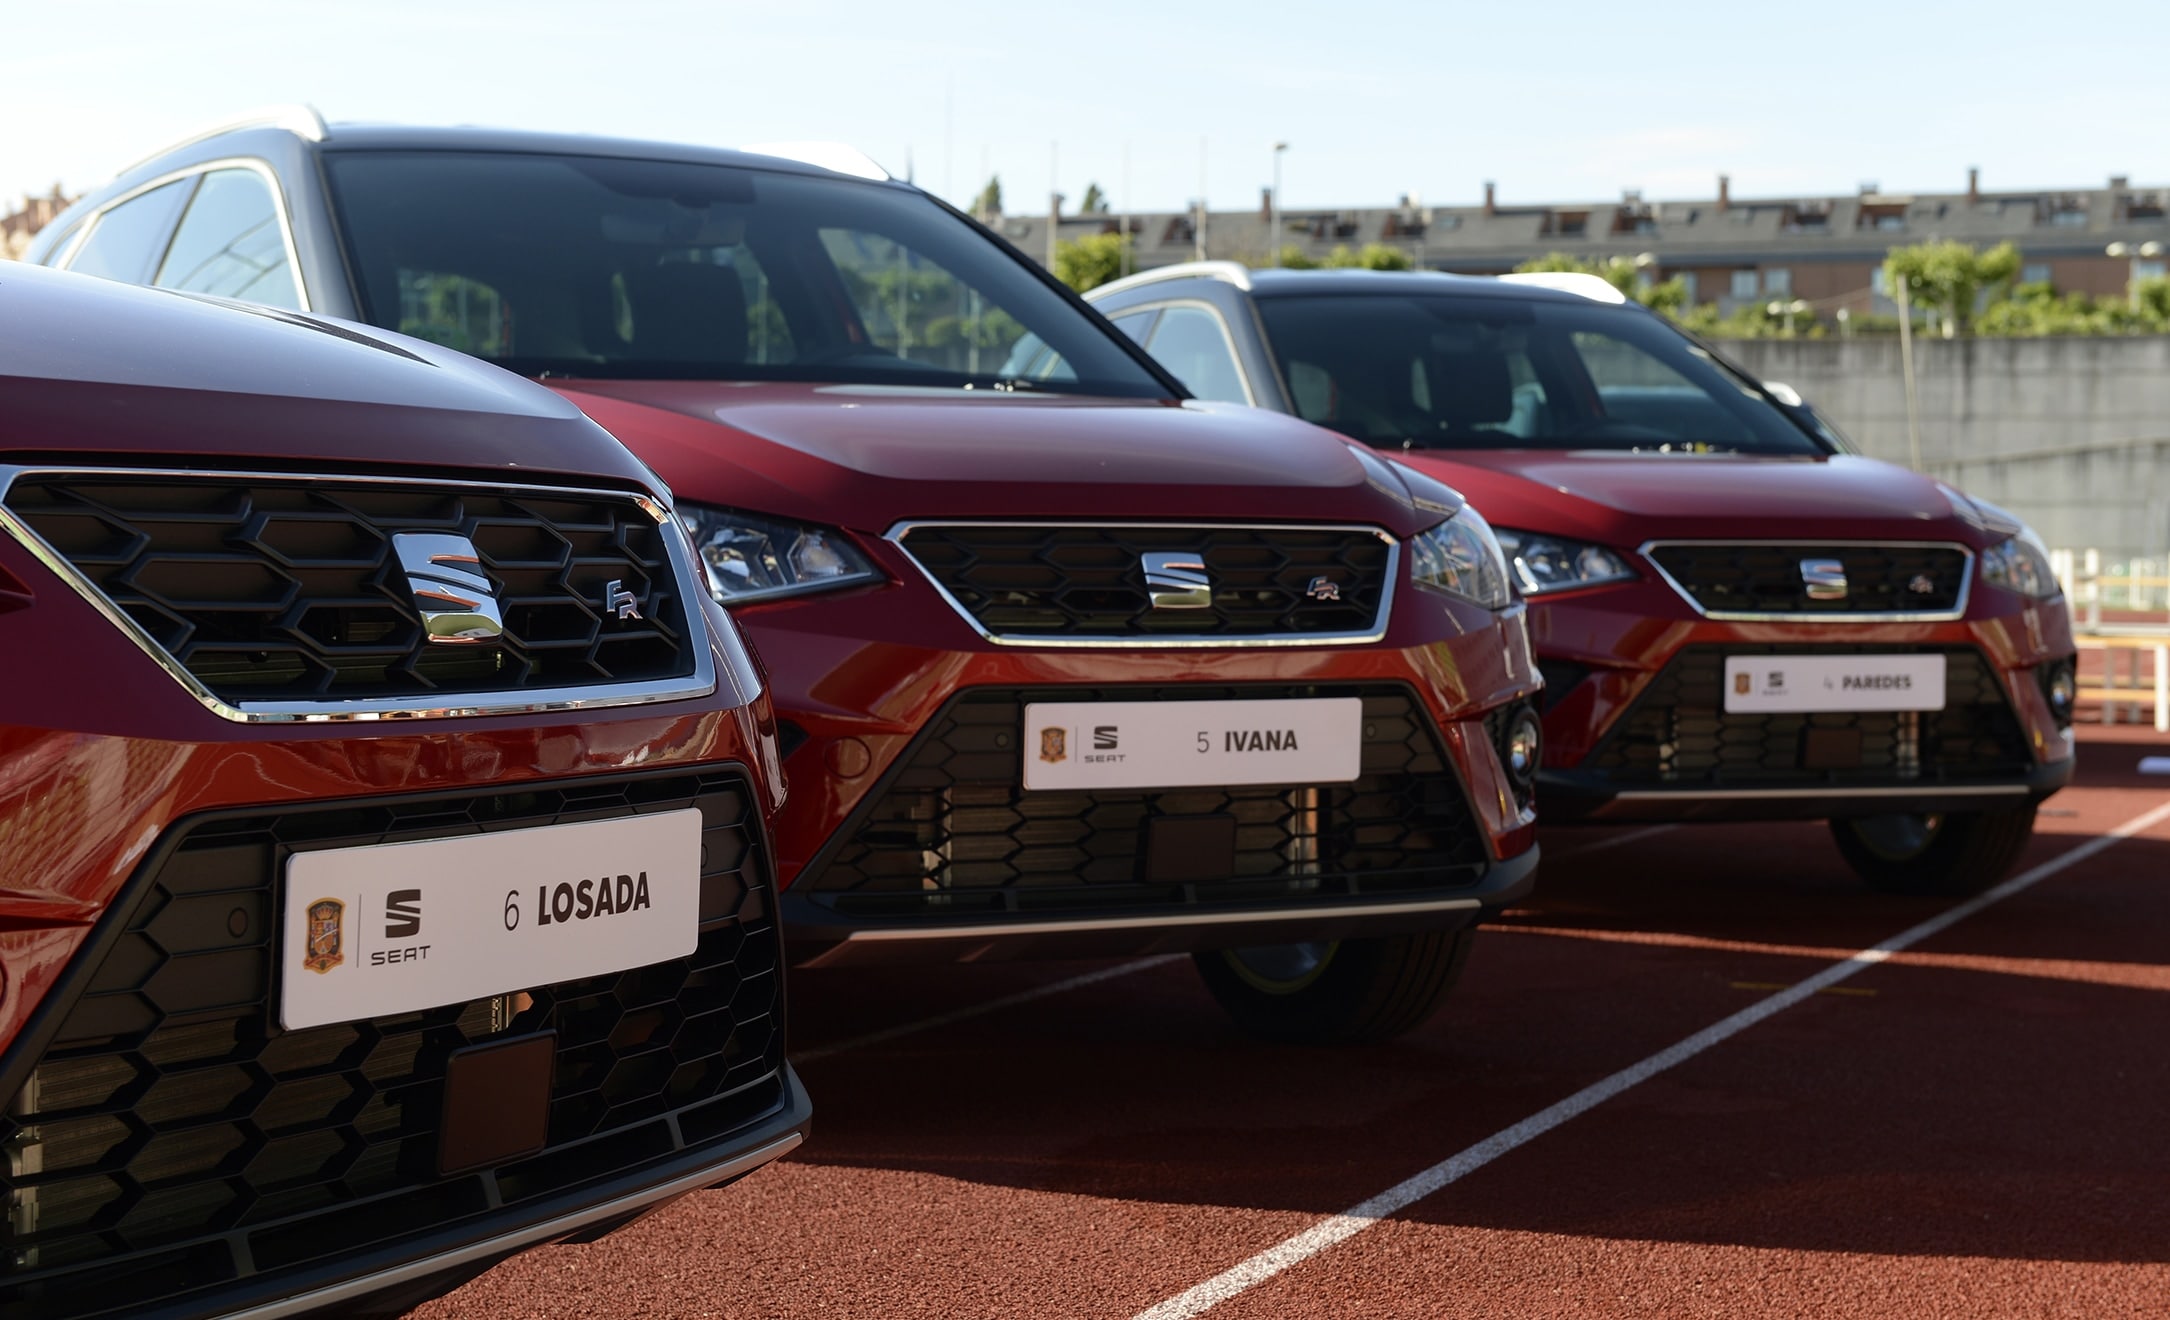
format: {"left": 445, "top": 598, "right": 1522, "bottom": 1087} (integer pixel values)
{"left": 795, "top": 955, "right": 1183, "bottom": 1063}
{"left": 1134, "top": 799, "right": 2170, "bottom": 1320}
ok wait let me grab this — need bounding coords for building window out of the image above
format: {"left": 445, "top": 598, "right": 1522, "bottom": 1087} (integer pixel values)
{"left": 2138, "top": 260, "right": 2169, "bottom": 283}
{"left": 2020, "top": 263, "right": 2053, "bottom": 287}
{"left": 1676, "top": 271, "right": 1698, "bottom": 303}
{"left": 1764, "top": 268, "right": 1793, "bottom": 296}
{"left": 1730, "top": 269, "right": 1759, "bottom": 300}
{"left": 2048, "top": 209, "right": 2088, "bottom": 228}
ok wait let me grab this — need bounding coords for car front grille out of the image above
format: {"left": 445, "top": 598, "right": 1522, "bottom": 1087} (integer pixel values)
{"left": 894, "top": 523, "right": 1394, "bottom": 642}
{"left": 1588, "top": 645, "right": 2031, "bottom": 785}
{"left": 0, "top": 471, "right": 700, "bottom": 711}
{"left": 0, "top": 770, "right": 784, "bottom": 1319}
{"left": 797, "top": 684, "right": 1490, "bottom": 917}
{"left": 1645, "top": 542, "right": 1969, "bottom": 617}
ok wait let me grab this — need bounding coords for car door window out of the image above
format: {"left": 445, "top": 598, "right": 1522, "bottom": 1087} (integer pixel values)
{"left": 65, "top": 180, "right": 191, "bottom": 284}
{"left": 153, "top": 168, "right": 302, "bottom": 309}
{"left": 1107, "top": 308, "right": 1158, "bottom": 346}
{"left": 1144, "top": 305, "right": 1249, "bottom": 404}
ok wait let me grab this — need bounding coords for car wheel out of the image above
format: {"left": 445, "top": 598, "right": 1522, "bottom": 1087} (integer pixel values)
{"left": 1191, "top": 927, "right": 1477, "bottom": 1044}
{"left": 1828, "top": 805, "right": 2038, "bottom": 897}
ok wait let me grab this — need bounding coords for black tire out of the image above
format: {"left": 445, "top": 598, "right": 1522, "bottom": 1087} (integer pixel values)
{"left": 1192, "top": 926, "right": 1478, "bottom": 1044}
{"left": 1828, "top": 805, "right": 2038, "bottom": 897}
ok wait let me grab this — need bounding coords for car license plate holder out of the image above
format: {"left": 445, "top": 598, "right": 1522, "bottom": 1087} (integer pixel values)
{"left": 279, "top": 809, "right": 701, "bottom": 1031}
{"left": 1020, "top": 697, "right": 1362, "bottom": 791}
{"left": 1722, "top": 654, "right": 1946, "bottom": 714}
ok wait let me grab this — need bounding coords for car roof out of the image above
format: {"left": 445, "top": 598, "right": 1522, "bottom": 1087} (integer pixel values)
{"left": 1091, "top": 263, "right": 1625, "bottom": 308}
{"left": 316, "top": 123, "right": 903, "bottom": 184}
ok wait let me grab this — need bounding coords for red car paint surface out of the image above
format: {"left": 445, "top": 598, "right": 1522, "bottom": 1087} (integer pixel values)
{"left": 0, "top": 265, "right": 805, "bottom": 1319}
{"left": 1084, "top": 267, "right": 2077, "bottom": 862}
{"left": 36, "top": 127, "right": 1544, "bottom": 1019}
{"left": 562, "top": 384, "right": 1541, "bottom": 943}
{"left": 1414, "top": 449, "right": 2074, "bottom": 812}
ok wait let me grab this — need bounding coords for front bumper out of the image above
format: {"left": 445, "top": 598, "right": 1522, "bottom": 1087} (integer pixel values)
{"left": 741, "top": 579, "right": 1542, "bottom": 964}
{"left": 787, "top": 848, "right": 1539, "bottom": 966}
{"left": 214, "top": 1074, "right": 807, "bottom": 1320}
{"left": 0, "top": 767, "right": 803, "bottom": 1320}
{"left": 1529, "top": 583, "right": 2078, "bottom": 822}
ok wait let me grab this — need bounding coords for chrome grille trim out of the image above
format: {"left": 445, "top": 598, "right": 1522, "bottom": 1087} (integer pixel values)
{"left": 1639, "top": 538, "right": 1975, "bottom": 622}
{"left": 0, "top": 464, "right": 717, "bottom": 723}
{"left": 885, "top": 520, "right": 1400, "bottom": 648}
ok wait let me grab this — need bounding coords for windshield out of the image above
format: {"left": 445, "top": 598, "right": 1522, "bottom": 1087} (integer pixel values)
{"left": 324, "top": 151, "right": 1170, "bottom": 397}
{"left": 1252, "top": 292, "right": 1824, "bottom": 455}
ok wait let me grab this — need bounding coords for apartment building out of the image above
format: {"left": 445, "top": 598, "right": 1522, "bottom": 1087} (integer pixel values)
{"left": 995, "top": 171, "right": 2169, "bottom": 314}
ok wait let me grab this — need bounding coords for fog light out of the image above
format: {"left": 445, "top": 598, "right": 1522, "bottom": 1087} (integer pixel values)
{"left": 1505, "top": 709, "right": 1542, "bottom": 785}
{"left": 2041, "top": 659, "right": 2077, "bottom": 729}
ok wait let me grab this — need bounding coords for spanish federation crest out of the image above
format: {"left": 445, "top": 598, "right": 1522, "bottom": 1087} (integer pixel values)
{"left": 304, "top": 898, "right": 346, "bottom": 974}
{"left": 1039, "top": 727, "right": 1067, "bottom": 764}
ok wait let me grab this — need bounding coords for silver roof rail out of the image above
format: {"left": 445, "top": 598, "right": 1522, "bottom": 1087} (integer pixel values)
{"left": 1088, "top": 260, "right": 1254, "bottom": 298}
{"left": 117, "top": 104, "right": 328, "bottom": 176}
{"left": 738, "top": 141, "right": 890, "bottom": 181}
{"left": 1495, "top": 271, "right": 1627, "bottom": 304}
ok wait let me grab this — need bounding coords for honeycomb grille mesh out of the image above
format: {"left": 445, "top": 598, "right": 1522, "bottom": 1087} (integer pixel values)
{"left": 801, "top": 684, "right": 1490, "bottom": 917}
{"left": 897, "top": 524, "right": 1391, "bottom": 639}
{"left": 0, "top": 771, "right": 784, "bottom": 1317}
{"left": 1589, "top": 645, "right": 2031, "bottom": 785}
{"left": 3, "top": 474, "right": 696, "bottom": 702}
{"left": 1647, "top": 543, "right": 1968, "bottom": 615}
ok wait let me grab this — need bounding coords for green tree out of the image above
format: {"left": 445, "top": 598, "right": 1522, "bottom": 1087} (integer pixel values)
{"left": 1881, "top": 240, "right": 2021, "bottom": 338}
{"left": 1513, "top": 252, "right": 1692, "bottom": 320}
{"left": 1079, "top": 182, "right": 1110, "bottom": 215}
{"left": 1973, "top": 280, "right": 2160, "bottom": 337}
{"left": 972, "top": 174, "right": 1002, "bottom": 218}
{"left": 1321, "top": 242, "right": 1414, "bottom": 270}
{"left": 2138, "top": 275, "right": 2170, "bottom": 328}
{"left": 1052, "top": 231, "right": 1134, "bottom": 292}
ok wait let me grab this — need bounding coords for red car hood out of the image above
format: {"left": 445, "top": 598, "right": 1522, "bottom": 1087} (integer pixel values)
{"left": 0, "top": 265, "right": 655, "bottom": 491}
{"left": 551, "top": 381, "right": 1443, "bottom": 538}
{"left": 1399, "top": 449, "right": 1997, "bottom": 547}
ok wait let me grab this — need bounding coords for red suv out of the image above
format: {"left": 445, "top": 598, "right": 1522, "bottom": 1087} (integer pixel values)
{"left": 0, "top": 265, "right": 806, "bottom": 1319}
{"left": 1090, "top": 265, "right": 2077, "bottom": 895}
{"left": 33, "top": 117, "right": 1543, "bottom": 1041}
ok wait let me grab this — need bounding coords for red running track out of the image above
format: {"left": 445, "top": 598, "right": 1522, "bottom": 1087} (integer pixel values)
{"left": 413, "top": 725, "right": 2170, "bottom": 1318}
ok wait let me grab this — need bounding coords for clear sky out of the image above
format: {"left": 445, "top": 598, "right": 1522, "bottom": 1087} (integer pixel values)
{"left": 2, "top": 0, "right": 2157, "bottom": 216}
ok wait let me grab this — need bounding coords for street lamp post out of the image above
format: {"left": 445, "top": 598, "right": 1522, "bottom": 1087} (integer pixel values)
{"left": 1269, "top": 142, "right": 1288, "bottom": 268}
{"left": 2106, "top": 240, "right": 2166, "bottom": 309}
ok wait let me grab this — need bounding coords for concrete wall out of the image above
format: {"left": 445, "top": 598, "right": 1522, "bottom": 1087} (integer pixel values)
{"left": 1723, "top": 336, "right": 2170, "bottom": 560}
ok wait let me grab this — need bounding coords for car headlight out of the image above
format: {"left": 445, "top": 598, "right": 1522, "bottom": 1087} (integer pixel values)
{"left": 1978, "top": 528, "right": 2060, "bottom": 600}
{"left": 1493, "top": 529, "right": 1636, "bottom": 597}
{"left": 1410, "top": 506, "right": 1513, "bottom": 609}
{"left": 676, "top": 504, "right": 881, "bottom": 604}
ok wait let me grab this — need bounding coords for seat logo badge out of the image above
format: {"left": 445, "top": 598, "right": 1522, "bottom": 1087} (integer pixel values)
{"left": 1799, "top": 558, "right": 1849, "bottom": 601}
{"left": 391, "top": 532, "right": 504, "bottom": 644}
{"left": 1305, "top": 575, "right": 1342, "bottom": 602}
{"left": 1039, "top": 727, "right": 1067, "bottom": 764}
{"left": 1141, "top": 551, "right": 1213, "bottom": 610}
{"left": 385, "top": 889, "right": 422, "bottom": 939}
{"left": 605, "top": 579, "right": 642, "bottom": 620}
{"left": 303, "top": 898, "right": 345, "bottom": 975}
